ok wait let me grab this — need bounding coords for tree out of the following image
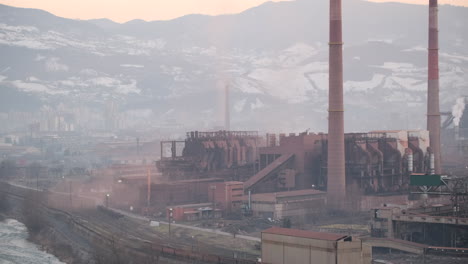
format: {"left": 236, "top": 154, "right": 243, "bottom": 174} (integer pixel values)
{"left": 0, "top": 160, "right": 17, "bottom": 179}
{"left": 0, "top": 184, "right": 10, "bottom": 213}
{"left": 22, "top": 190, "right": 46, "bottom": 235}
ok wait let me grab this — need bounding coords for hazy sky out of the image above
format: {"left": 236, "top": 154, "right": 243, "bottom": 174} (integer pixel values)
{"left": 0, "top": 0, "right": 466, "bottom": 23}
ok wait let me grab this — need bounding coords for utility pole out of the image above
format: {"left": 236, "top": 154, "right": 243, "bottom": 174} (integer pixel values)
{"left": 147, "top": 167, "right": 151, "bottom": 208}
{"left": 69, "top": 180, "right": 72, "bottom": 208}
{"left": 210, "top": 185, "right": 216, "bottom": 218}
{"left": 136, "top": 137, "right": 140, "bottom": 156}
{"left": 36, "top": 167, "right": 39, "bottom": 191}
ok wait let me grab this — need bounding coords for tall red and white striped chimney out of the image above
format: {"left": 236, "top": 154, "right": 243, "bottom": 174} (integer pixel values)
{"left": 327, "top": 0, "right": 346, "bottom": 209}
{"left": 427, "top": 0, "right": 441, "bottom": 174}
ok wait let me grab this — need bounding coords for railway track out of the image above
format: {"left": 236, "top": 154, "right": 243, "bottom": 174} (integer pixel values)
{"left": 1, "top": 183, "right": 262, "bottom": 264}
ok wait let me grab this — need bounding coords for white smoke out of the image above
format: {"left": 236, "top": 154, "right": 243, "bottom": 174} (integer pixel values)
{"left": 452, "top": 97, "right": 466, "bottom": 126}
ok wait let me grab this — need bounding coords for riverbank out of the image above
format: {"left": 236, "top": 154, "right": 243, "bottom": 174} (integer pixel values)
{"left": 0, "top": 218, "right": 65, "bottom": 264}
{"left": 0, "top": 186, "right": 93, "bottom": 264}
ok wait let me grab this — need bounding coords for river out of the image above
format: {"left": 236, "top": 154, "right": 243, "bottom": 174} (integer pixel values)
{"left": 0, "top": 219, "right": 64, "bottom": 264}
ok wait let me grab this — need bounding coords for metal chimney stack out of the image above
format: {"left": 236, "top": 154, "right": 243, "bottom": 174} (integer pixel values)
{"left": 427, "top": 0, "right": 441, "bottom": 174}
{"left": 225, "top": 84, "right": 230, "bottom": 131}
{"left": 327, "top": 0, "right": 346, "bottom": 209}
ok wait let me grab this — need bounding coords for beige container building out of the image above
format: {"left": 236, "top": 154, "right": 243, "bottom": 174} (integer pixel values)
{"left": 261, "top": 227, "right": 371, "bottom": 264}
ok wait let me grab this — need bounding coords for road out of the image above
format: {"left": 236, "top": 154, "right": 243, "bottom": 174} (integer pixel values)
{"left": 110, "top": 207, "right": 261, "bottom": 242}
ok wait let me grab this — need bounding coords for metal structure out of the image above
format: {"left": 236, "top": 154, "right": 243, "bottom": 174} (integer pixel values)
{"left": 157, "top": 131, "right": 259, "bottom": 181}
{"left": 427, "top": 0, "right": 442, "bottom": 174}
{"left": 327, "top": 0, "right": 346, "bottom": 209}
{"left": 246, "top": 131, "right": 431, "bottom": 196}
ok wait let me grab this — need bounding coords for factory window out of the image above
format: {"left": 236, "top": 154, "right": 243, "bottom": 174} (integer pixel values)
{"left": 232, "top": 188, "right": 243, "bottom": 191}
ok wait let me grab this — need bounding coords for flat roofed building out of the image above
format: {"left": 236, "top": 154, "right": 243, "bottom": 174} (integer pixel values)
{"left": 261, "top": 227, "right": 371, "bottom": 264}
{"left": 247, "top": 189, "right": 326, "bottom": 223}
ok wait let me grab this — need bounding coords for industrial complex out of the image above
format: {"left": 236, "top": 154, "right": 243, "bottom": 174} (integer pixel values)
{"left": 1, "top": 0, "right": 467, "bottom": 264}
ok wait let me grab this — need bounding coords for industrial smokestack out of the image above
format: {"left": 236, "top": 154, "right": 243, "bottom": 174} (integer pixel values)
{"left": 225, "top": 84, "right": 230, "bottom": 131}
{"left": 327, "top": 0, "right": 346, "bottom": 209}
{"left": 427, "top": 0, "right": 442, "bottom": 174}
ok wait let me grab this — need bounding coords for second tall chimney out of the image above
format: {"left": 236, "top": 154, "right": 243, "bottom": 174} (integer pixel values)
{"left": 427, "top": 0, "right": 441, "bottom": 174}
{"left": 327, "top": 0, "right": 346, "bottom": 209}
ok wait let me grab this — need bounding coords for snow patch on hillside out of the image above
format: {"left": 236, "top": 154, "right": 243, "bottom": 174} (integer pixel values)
{"left": 345, "top": 74, "right": 386, "bottom": 92}
{"left": 45, "top": 57, "right": 69, "bottom": 72}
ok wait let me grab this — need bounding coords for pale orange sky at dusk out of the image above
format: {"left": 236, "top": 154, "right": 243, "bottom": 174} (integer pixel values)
{"left": 0, "top": 0, "right": 466, "bottom": 23}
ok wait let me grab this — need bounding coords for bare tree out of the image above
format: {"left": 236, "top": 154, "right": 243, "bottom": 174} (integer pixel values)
{"left": 22, "top": 190, "right": 46, "bottom": 235}
{"left": 0, "top": 183, "right": 10, "bottom": 214}
{"left": 0, "top": 160, "right": 17, "bottom": 179}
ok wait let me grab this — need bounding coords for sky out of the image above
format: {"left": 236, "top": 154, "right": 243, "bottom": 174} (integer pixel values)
{"left": 0, "top": 0, "right": 466, "bottom": 23}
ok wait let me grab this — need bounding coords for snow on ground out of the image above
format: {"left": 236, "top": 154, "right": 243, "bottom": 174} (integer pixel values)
{"left": 388, "top": 76, "right": 426, "bottom": 91}
{"left": 279, "top": 43, "right": 318, "bottom": 67}
{"left": 440, "top": 52, "right": 468, "bottom": 63}
{"left": 250, "top": 98, "right": 265, "bottom": 110}
{"left": 160, "top": 65, "right": 189, "bottom": 82}
{"left": 115, "top": 79, "right": 140, "bottom": 94}
{"left": 248, "top": 67, "right": 312, "bottom": 103}
{"left": 88, "top": 76, "right": 141, "bottom": 94}
{"left": 9, "top": 79, "right": 67, "bottom": 95}
{"left": 345, "top": 74, "right": 386, "bottom": 92}
{"left": 305, "top": 72, "right": 328, "bottom": 91}
{"left": 120, "top": 64, "right": 144, "bottom": 68}
{"left": 244, "top": 61, "right": 328, "bottom": 103}
{"left": 402, "top": 46, "right": 426, "bottom": 52}
{"left": 233, "top": 77, "right": 264, "bottom": 94}
{"left": 234, "top": 98, "right": 247, "bottom": 112}
{"left": 45, "top": 57, "right": 69, "bottom": 72}
{"left": 373, "top": 62, "right": 416, "bottom": 72}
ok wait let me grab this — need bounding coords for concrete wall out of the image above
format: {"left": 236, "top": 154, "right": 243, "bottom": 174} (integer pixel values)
{"left": 261, "top": 233, "right": 369, "bottom": 264}
{"left": 262, "top": 233, "right": 336, "bottom": 264}
{"left": 274, "top": 198, "right": 325, "bottom": 222}
{"left": 251, "top": 197, "right": 325, "bottom": 223}
{"left": 337, "top": 239, "right": 366, "bottom": 264}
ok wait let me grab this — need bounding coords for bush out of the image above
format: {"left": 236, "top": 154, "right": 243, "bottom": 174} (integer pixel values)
{"left": 0, "top": 191, "right": 9, "bottom": 213}
{"left": 22, "top": 191, "right": 46, "bottom": 234}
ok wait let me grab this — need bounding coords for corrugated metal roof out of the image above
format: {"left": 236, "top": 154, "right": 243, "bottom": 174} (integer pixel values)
{"left": 262, "top": 227, "right": 348, "bottom": 241}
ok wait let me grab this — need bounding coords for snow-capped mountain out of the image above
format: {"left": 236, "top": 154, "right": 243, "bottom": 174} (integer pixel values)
{"left": 0, "top": 0, "right": 467, "bottom": 133}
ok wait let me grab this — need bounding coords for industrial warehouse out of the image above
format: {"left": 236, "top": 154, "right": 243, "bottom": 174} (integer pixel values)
{"left": 0, "top": 0, "right": 467, "bottom": 264}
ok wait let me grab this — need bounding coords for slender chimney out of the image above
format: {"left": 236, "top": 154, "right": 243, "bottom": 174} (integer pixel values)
{"left": 225, "top": 84, "right": 230, "bottom": 131}
{"left": 427, "top": 0, "right": 441, "bottom": 174}
{"left": 327, "top": 0, "right": 346, "bottom": 209}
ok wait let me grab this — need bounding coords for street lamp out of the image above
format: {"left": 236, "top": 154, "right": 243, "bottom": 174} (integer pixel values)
{"left": 168, "top": 207, "right": 173, "bottom": 237}
{"left": 105, "top": 193, "right": 110, "bottom": 207}
{"left": 191, "top": 235, "right": 198, "bottom": 252}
